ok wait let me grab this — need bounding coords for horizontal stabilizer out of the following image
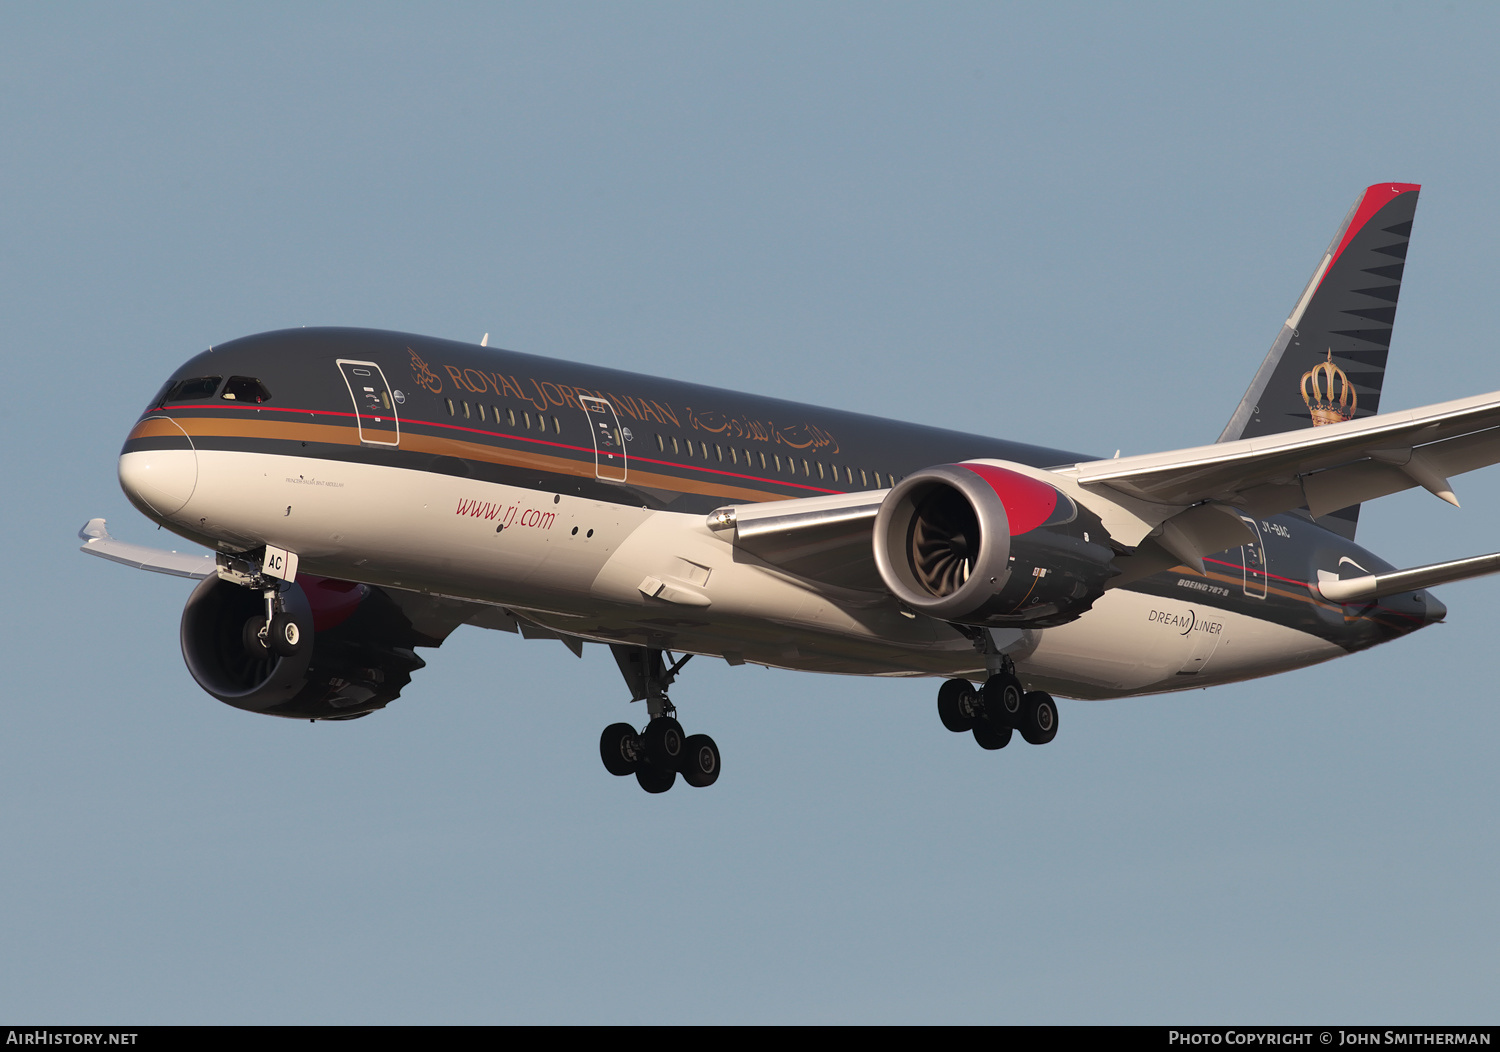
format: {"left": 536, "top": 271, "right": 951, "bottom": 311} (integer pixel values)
{"left": 1316, "top": 550, "right": 1500, "bottom": 603}
{"left": 78, "top": 518, "right": 216, "bottom": 579}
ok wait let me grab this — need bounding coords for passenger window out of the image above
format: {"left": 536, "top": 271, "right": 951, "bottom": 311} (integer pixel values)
{"left": 446, "top": 398, "right": 456, "bottom": 416}
{"left": 861, "top": 469, "right": 869, "bottom": 487}
{"left": 478, "top": 404, "right": 487, "bottom": 422}
{"left": 220, "top": 376, "right": 271, "bottom": 403}
{"left": 817, "top": 462, "right": 825, "bottom": 480}
{"left": 164, "top": 376, "right": 223, "bottom": 402}
{"left": 523, "top": 411, "right": 532, "bottom": 429}
{"left": 553, "top": 415, "right": 561, "bottom": 433}
{"left": 507, "top": 408, "right": 516, "bottom": 427}
{"left": 463, "top": 401, "right": 472, "bottom": 419}
{"left": 759, "top": 451, "right": 767, "bottom": 470}
{"left": 803, "top": 458, "right": 810, "bottom": 476}
{"left": 715, "top": 444, "right": 723, "bottom": 462}
{"left": 656, "top": 434, "right": 665, "bottom": 452}
{"left": 773, "top": 454, "right": 782, "bottom": 471}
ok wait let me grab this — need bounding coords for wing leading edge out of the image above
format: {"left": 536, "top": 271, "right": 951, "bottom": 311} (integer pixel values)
{"left": 1067, "top": 387, "right": 1500, "bottom": 517}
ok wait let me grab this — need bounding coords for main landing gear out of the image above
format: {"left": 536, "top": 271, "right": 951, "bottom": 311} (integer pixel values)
{"left": 937, "top": 669, "right": 1058, "bottom": 750}
{"left": 600, "top": 645, "right": 720, "bottom": 793}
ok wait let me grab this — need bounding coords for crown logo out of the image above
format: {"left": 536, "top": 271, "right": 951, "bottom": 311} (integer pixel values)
{"left": 409, "top": 348, "right": 442, "bottom": 394}
{"left": 1301, "top": 349, "right": 1356, "bottom": 426}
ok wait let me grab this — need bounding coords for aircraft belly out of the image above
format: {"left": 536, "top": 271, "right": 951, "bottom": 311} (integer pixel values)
{"left": 1015, "top": 588, "right": 1344, "bottom": 700}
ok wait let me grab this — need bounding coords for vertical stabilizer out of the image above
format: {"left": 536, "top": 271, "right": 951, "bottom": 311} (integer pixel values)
{"left": 1218, "top": 183, "right": 1421, "bottom": 538}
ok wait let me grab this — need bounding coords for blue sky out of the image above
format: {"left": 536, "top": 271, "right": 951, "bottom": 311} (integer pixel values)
{"left": 3, "top": 3, "right": 1497, "bottom": 1022}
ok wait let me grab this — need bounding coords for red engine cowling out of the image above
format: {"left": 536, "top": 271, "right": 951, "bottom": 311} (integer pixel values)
{"left": 180, "top": 573, "right": 434, "bottom": 720}
{"left": 872, "top": 462, "right": 1116, "bottom": 627}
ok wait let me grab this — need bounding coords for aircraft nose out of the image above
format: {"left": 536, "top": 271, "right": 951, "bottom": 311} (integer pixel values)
{"left": 118, "top": 418, "right": 198, "bottom": 518}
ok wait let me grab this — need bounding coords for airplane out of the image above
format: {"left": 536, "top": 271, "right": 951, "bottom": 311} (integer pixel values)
{"left": 82, "top": 182, "right": 1500, "bottom": 793}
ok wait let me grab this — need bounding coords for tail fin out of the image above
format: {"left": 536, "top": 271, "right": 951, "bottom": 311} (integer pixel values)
{"left": 1218, "top": 182, "right": 1421, "bottom": 538}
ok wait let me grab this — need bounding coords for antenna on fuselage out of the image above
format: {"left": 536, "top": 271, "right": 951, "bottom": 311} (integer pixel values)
{"left": 481, "top": 333, "right": 489, "bottom": 347}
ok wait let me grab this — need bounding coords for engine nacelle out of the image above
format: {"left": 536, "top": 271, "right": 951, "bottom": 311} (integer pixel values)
{"left": 180, "top": 573, "right": 432, "bottom": 720}
{"left": 872, "top": 461, "right": 1117, "bottom": 627}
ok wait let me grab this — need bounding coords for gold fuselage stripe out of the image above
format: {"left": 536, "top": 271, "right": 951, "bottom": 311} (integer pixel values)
{"left": 131, "top": 412, "right": 797, "bottom": 505}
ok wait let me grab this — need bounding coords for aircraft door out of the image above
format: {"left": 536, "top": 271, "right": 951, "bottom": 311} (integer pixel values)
{"left": 1177, "top": 608, "right": 1225, "bottom": 676}
{"left": 336, "top": 360, "right": 400, "bottom": 446}
{"left": 579, "top": 395, "right": 627, "bottom": 482}
{"left": 1239, "top": 514, "right": 1267, "bottom": 599}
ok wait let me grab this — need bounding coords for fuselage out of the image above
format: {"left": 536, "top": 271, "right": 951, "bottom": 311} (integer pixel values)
{"left": 118, "top": 327, "right": 1442, "bottom": 700}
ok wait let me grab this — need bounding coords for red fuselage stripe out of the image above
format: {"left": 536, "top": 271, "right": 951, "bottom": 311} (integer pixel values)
{"left": 150, "top": 404, "right": 844, "bottom": 494}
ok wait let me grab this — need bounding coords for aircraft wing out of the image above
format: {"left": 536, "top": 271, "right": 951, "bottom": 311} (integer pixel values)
{"left": 707, "top": 490, "right": 887, "bottom": 592}
{"left": 78, "top": 518, "right": 217, "bottom": 578}
{"left": 1065, "top": 388, "right": 1500, "bottom": 519}
{"left": 708, "top": 389, "right": 1500, "bottom": 590}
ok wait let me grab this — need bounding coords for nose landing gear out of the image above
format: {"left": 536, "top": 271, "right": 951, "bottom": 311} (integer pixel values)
{"left": 599, "top": 645, "right": 721, "bottom": 793}
{"left": 217, "top": 546, "right": 307, "bottom": 660}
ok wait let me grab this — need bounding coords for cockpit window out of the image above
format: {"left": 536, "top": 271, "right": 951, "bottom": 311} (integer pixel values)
{"left": 221, "top": 376, "right": 272, "bottom": 403}
{"left": 163, "top": 376, "right": 223, "bottom": 402}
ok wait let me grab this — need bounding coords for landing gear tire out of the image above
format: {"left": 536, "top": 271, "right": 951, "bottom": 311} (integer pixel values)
{"left": 642, "top": 716, "right": 686, "bottom": 770}
{"left": 937, "top": 679, "right": 979, "bottom": 732}
{"left": 636, "top": 763, "right": 676, "bottom": 794}
{"left": 983, "top": 672, "right": 1024, "bottom": 728}
{"left": 268, "top": 616, "right": 303, "bottom": 657}
{"left": 242, "top": 615, "right": 271, "bottom": 657}
{"left": 681, "top": 734, "right": 721, "bottom": 787}
{"left": 600, "top": 722, "right": 642, "bottom": 776}
{"left": 972, "top": 719, "right": 1013, "bottom": 750}
{"left": 1018, "top": 691, "right": 1058, "bottom": 745}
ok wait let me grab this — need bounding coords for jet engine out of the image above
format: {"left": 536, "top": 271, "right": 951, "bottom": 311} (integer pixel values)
{"left": 872, "top": 462, "right": 1117, "bottom": 627}
{"left": 180, "top": 572, "right": 436, "bottom": 720}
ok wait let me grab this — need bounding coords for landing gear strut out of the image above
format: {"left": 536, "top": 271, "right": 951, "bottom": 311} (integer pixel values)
{"left": 216, "top": 548, "right": 307, "bottom": 661}
{"left": 599, "top": 645, "right": 721, "bottom": 793}
{"left": 937, "top": 628, "right": 1058, "bottom": 750}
